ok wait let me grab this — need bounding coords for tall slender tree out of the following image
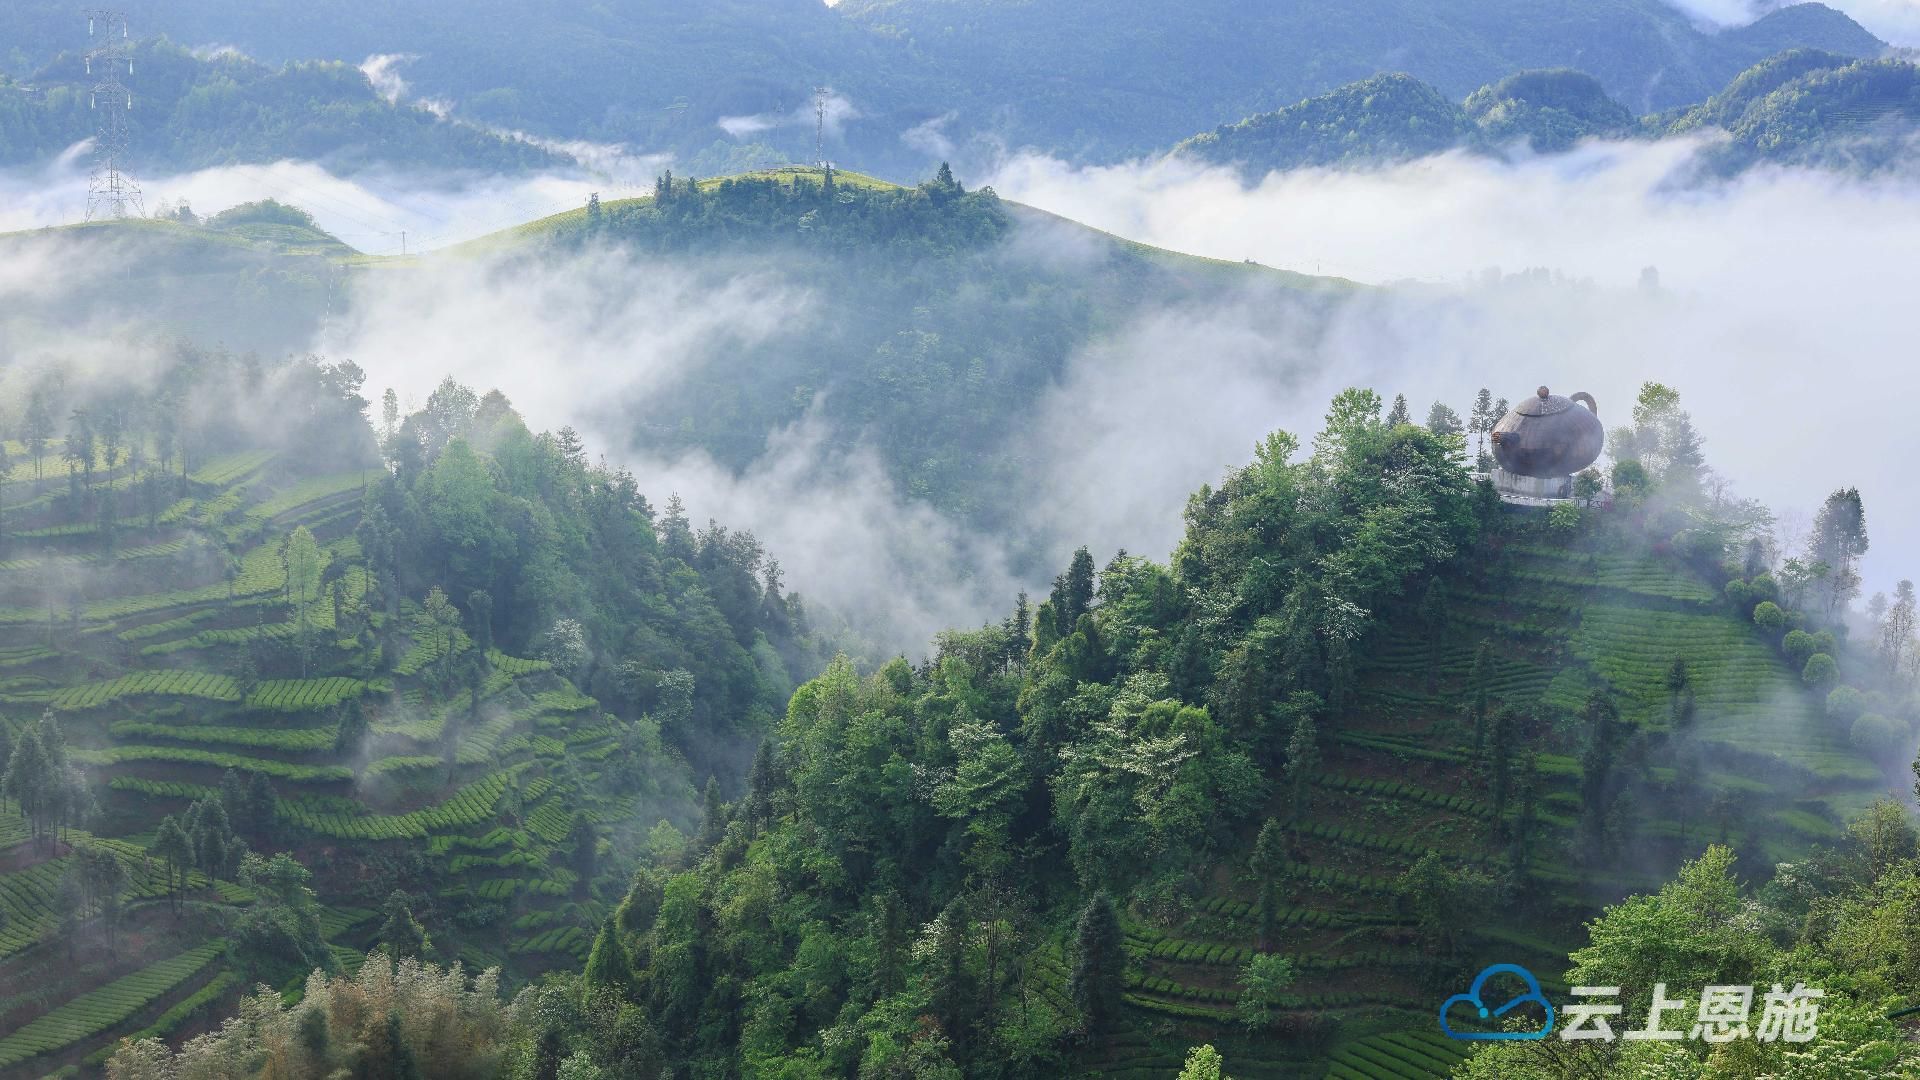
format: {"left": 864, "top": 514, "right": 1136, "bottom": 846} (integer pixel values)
{"left": 1068, "top": 892, "right": 1125, "bottom": 1033}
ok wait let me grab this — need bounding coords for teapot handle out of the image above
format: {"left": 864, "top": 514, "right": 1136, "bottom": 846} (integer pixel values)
{"left": 1570, "top": 392, "right": 1597, "bottom": 417}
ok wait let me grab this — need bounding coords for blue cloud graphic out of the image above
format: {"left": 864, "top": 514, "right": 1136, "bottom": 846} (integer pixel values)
{"left": 1439, "top": 963, "right": 1555, "bottom": 1041}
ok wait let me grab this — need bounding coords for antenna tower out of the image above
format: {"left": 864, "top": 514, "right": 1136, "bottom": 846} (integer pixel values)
{"left": 813, "top": 86, "right": 832, "bottom": 168}
{"left": 84, "top": 9, "right": 143, "bottom": 221}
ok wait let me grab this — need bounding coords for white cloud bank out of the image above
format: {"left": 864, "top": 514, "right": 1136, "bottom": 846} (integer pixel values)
{"left": 8, "top": 133, "right": 1920, "bottom": 645}
{"left": 0, "top": 153, "right": 656, "bottom": 254}
{"left": 988, "top": 140, "right": 1920, "bottom": 600}
{"left": 1661, "top": 0, "right": 1920, "bottom": 47}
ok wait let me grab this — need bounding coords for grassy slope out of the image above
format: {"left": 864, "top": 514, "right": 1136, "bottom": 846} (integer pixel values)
{"left": 0, "top": 448, "right": 639, "bottom": 1075}
{"left": 1081, "top": 529, "right": 1885, "bottom": 1078}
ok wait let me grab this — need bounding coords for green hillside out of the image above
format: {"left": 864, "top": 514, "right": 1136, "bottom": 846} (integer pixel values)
{"left": 3, "top": 179, "right": 1911, "bottom": 1080}
{"left": 1672, "top": 56, "right": 1920, "bottom": 174}
{"left": 0, "top": 167, "right": 1342, "bottom": 559}
{"left": 215, "top": 387, "right": 1879, "bottom": 1079}
{"left": 1177, "top": 52, "right": 1920, "bottom": 178}
{"left": 0, "top": 347, "right": 821, "bottom": 1074}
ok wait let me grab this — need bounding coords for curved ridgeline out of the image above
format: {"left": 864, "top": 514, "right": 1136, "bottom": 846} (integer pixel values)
{"left": 0, "top": 353, "right": 818, "bottom": 1076}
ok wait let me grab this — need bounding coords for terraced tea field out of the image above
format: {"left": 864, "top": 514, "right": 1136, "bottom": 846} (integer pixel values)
{"left": 0, "top": 449, "right": 665, "bottom": 1074}
{"left": 1083, "top": 531, "right": 1888, "bottom": 1077}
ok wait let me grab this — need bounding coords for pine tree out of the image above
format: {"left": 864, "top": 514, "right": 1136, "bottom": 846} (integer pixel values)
{"left": 335, "top": 699, "right": 370, "bottom": 756}
{"left": 745, "top": 740, "right": 776, "bottom": 839}
{"left": 1812, "top": 488, "right": 1870, "bottom": 621}
{"left": 1051, "top": 548, "right": 1096, "bottom": 636}
{"left": 2, "top": 726, "right": 53, "bottom": 846}
{"left": 1510, "top": 752, "right": 1539, "bottom": 876}
{"left": 1578, "top": 692, "right": 1618, "bottom": 852}
{"left": 1419, "top": 579, "right": 1447, "bottom": 689}
{"left": 1488, "top": 707, "right": 1514, "bottom": 836}
{"left": 582, "top": 917, "right": 635, "bottom": 993}
{"left": 467, "top": 589, "right": 494, "bottom": 657}
{"left": 1386, "top": 394, "right": 1410, "bottom": 426}
{"left": 1882, "top": 580, "right": 1917, "bottom": 680}
{"left": 1249, "top": 821, "right": 1288, "bottom": 952}
{"left": 1284, "top": 712, "right": 1320, "bottom": 823}
{"left": 1466, "top": 639, "right": 1492, "bottom": 755}
{"left": 696, "top": 777, "right": 726, "bottom": 853}
{"left": 1069, "top": 892, "right": 1125, "bottom": 1033}
{"left": 1666, "top": 658, "right": 1695, "bottom": 727}
{"left": 567, "top": 812, "right": 599, "bottom": 896}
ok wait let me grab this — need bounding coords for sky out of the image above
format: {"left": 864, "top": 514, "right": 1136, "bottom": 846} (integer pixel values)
{"left": 1662, "top": 0, "right": 1920, "bottom": 46}
{"left": 983, "top": 138, "right": 1920, "bottom": 604}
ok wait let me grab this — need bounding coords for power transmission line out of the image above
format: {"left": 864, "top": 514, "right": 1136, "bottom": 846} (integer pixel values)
{"left": 83, "top": 9, "right": 142, "bottom": 220}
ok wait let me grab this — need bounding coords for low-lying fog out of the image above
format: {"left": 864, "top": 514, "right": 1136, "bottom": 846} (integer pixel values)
{"left": 3, "top": 133, "right": 1914, "bottom": 650}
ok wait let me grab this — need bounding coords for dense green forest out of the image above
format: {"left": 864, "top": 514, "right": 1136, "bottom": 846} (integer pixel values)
{"left": 59, "top": 376, "right": 1920, "bottom": 1078}
{"left": 1177, "top": 52, "right": 1920, "bottom": 177}
{"left": 3, "top": 169, "right": 1918, "bottom": 1078}
{"left": 0, "top": 1, "right": 1888, "bottom": 178}
{"left": 0, "top": 339, "right": 827, "bottom": 1074}
{"left": 0, "top": 39, "right": 553, "bottom": 174}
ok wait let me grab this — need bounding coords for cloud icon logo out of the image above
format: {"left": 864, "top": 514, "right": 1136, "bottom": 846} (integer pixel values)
{"left": 1439, "top": 963, "right": 1555, "bottom": 1040}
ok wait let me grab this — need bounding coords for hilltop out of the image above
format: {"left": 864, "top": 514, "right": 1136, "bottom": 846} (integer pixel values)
{"left": 0, "top": 168, "right": 1346, "bottom": 566}
{"left": 1175, "top": 51, "right": 1920, "bottom": 177}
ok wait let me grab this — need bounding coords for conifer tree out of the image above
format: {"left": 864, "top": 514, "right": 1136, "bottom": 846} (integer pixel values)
{"left": 1488, "top": 707, "right": 1515, "bottom": 835}
{"left": 1284, "top": 713, "right": 1320, "bottom": 823}
{"left": 583, "top": 917, "right": 635, "bottom": 993}
{"left": 568, "top": 812, "right": 599, "bottom": 896}
{"left": 1069, "top": 891, "right": 1125, "bottom": 1033}
{"left": 1386, "top": 394, "right": 1410, "bottom": 426}
{"left": 1250, "top": 821, "right": 1288, "bottom": 951}
{"left": 467, "top": 589, "right": 493, "bottom": 657}
{"left": 335, "top": 699, "right": 370, "bottom": 756}
{"left": 696, "top": 777, "right": 726, "bottom": 854}
{"left": 1466, "top": 639, "right": 1492, "bottom": 755}
{"left": 1051, "top": 547, "right": 1096, "bottom": 636}
{"left": 1419, "top": 579, "right": 1447, "bottom": 688}
{"left": 1579, "top": 692, "right": 1619, "bottom": 851}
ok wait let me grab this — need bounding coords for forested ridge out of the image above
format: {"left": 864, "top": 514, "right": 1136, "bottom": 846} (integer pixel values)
{"left": 0, "top": 1, "right": 1888, "bottom": 179}
{"left": 459, "top": 167, "right": 1330, "bottom": 545}
{"left": 0, "top": 39, "right": 553, "bottom": 175}
{"left": 1177, "top": 52, "right": 1920, "bottom": 178}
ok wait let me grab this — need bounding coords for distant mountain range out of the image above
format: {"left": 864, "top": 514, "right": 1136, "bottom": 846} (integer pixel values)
{"left": 0, "top": 39, "right": 553, "bottom": 174}
{"left": 1177, "top": 50, "right": 1920, "bottom": 176}
{"left": 0, "top": 0, "right": 1893, "bottom": 179}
